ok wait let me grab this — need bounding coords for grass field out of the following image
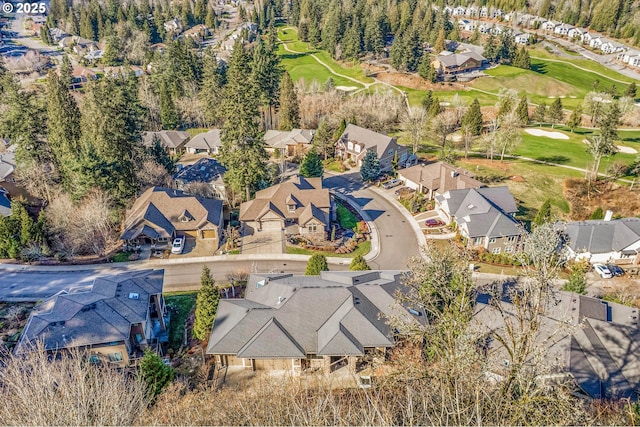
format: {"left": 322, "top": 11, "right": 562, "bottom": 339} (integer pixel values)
{"left": 285, "top": 239, "right": 371, "bottom": 258}
{"left": 165, "top": 292, "right": 197, "bottom": 352}
{"left": 336, "top": 202, "right": 359, "bottom": 229}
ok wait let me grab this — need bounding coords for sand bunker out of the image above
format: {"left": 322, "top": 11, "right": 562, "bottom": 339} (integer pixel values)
{"left": 336, "top": 86, "right": 358, "bottom": 92}
{"left": 525, "top": 128, "right": 570, "bottom": 140}
{"left": 581, "top": 139, "right": 638, "bottom": 154}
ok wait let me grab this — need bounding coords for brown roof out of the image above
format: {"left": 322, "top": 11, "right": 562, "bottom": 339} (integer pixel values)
{"left": 399, "top": 162, "right": 483, "bottom": 194}
{"left": 142, "top": 131, "right": 190, "bottom": 149}
{"left": 121, "top": 187, "right": 222, "bottom": 240}
{"left": 240, "top": 176, "right": 330, "bottom": 224}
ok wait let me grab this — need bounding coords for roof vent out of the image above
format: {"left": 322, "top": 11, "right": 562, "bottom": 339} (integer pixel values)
{"left": 128, "top": 292, "right": 140, "bottom": 300}
{"left": 277, "top": 296, "right": 284, "bottom": 304}
{"left": 604, "top": 210, "right": 613, "bottom": 221}
{"left": 451, "top": 171, "right": 459, "bottom": 178}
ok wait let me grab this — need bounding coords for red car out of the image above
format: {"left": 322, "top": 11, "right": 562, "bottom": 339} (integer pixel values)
{"left": 425, "top": 218, "right": 445, "bottom": 227}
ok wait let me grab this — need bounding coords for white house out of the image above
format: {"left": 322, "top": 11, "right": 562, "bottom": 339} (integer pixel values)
{"left": 465, "top": 6, "right": 478, "bottom": 17}
{"left": 568, "top": 27, "right": 587, "bottom": 40}
{"left": 554, "top": 23, "right": 574, "bottom": 36}
{"left": 589, "top": 37, "right": 604, "bottom": 49}
{"left": 581, "top": 32, "right": 597, "bottom": 45}
{"left": 559, "top": 217, "right": 640, "bottom": 264}
{"left": 452, "top": 6, "right": 466, "bottom": 16}
{"left": 600, "top": 40, "right": 626, "bottom": 54}
{"left": 514, "top": 32, "right": 531, "bottom": 45}
{"left": 617, "top": 51, "right": 638, "bottom": 63}
{"left": 479, "top": 6, "right": 489, "bottom": 18}
{"left": 629, "top": 56, "right": 640, "bottom": 67}
{"left": 542, "top": 20, "right": 558, "bottom": 31}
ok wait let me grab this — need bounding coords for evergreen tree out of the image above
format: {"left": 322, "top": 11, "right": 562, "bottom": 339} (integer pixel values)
{"left": 533, "top": 102, "right": 547, "bottom": 125}
{"left": 590, "top": 206, "right": 605, "bottom": 219}
{"left": 60, "top": 54, "right": 73, "bottom": 88}
{"left": 600, "top": 102, "right": 621, "bottom": 143}
{"left": 349, "top": 254, "right": 370, "bottom": 271}
{"left": 532, "top": 199, "right": 552, "bottom": 228}
{"left": 305, "top": 253, "right": 328, "bottom": 275}
{"left": 312, "top": 119, "right": 335, "bottom": 160}
{"left": 252, "top": 40, "right": 282, "bottom": 130}
{"left": 278, "top": 71, "right": 299, "bottom": 130}
{"left": 220, "top": 40, "right": 268, "bottom": 201}
{"left": 342, "top": 16, "right": 363, "bottom": 60}
{"left": 428, "top": 96, "right": 443, "bottom": 117}
{"left": 360, "top": 149, "right": 380, "bottom": 182}
{"left": 299, "top": 148, "right": 323, "bottom": 177}
{"left": 422, "top": 90, "right": 435, "bottom": 111}
{"left": 193, "top": 266, "right": 220, "bottom": 341}
{"left": 200, "top": 50, "right": 226, "bottom": 127}
{"left": 567, "top": 104, "right": 583, "bottom": 132}
{"left": 462, "top": 98, "right": 483, "bottom": 135}
{"left": 433, "top": 28, "right": 446, "bottom": 53}
{"left": 139, "top": 349, "right": 175, "bottom": 400}
{"left": 159, "top": 82, "right": 179, "bottom": 129}
{"left": 625, "top": 82, "right": 637, "bottom": 99}
{"left": 548, "top": 98, "right": 563, "bottom": 128}
{"left": 205, "top": 6, "right": 217, "bottom": 29}
{"left": 513, "top": 46, "right": 530, "bottom": 69}
{"left": 483, "top": 32, "right": 498, "bottom": 62}
{"left": 102, "top": 35, "right": 120, "bottom": 66}
{"left": 418, "top": 54, "right": 437, "bottom": 83}
{"left": 515, "top": 94, "right": 529, "bottom": 126}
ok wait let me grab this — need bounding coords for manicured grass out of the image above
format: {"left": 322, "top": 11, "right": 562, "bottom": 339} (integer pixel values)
{"left": 285, "top": 239, "right": 371, "bottom": 258}
{"left": 336, "top": 202, "right": 359, "bottom": 229}
{"left": 111, "top": 251, "right": 133, "bottom": 262}
{"left": 312, "top": 50, "right": 375, "bottom": 84}
{"left": 186, "top": 128, "right": 208, "bottom": 138}
{"left": 324, "top": 159, "right": 346, "bottom": 172}
{"left": 165, "top": 292, "right": 197, "bottom": 351}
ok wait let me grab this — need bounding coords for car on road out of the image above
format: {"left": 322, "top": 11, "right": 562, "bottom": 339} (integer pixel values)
{"left": 425, "top": 218, "right": 445, "bottom": 227}
{"left": 593, "top": 263, "right": 612, "bottom": 279}
{"left": 607, "top": 264, "right": 625, "bottom": 277}
{"left": 171, "top": 237, "right": 185, "bottom": 254}
{"left": 382, "top": 179, "right": 402, "bottom": 189}
{"left": 394, "top": 186, "right": 416, "bottom": 197}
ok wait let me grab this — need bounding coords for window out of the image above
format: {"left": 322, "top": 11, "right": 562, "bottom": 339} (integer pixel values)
{"left": 489, "top": 238, "right": 497, "bottom": 244}
{"left": 473, "top": 237, "right": 483, "bottom": 245}
{"left": 505, "top": 246, "right": 513, "bottom": 253}
{"left": 388, "top": 149, "right": 394, "bottom": 155}
{"left": 507, "top": 235, "right": 517, "bottom": 243}
{"left": 288, "top": 204, "right": 296, "bottom": 213}
{"left": 108, "top": 352, "right": 123, "bottom": 362}
{"left": 355, "top": 145, "right": 361, "bottom": 153}
{"left": 308, "top": 223, "right": 317, "bottom": 232}
{"left": 492, "top": 247, "right": 501, "bottom": 254}
{"left": 89, "top": 354, "right": 100, "bottom": 364}
{"left": 157, "top": 237, "right": 168, "bottom": 242}
{"left": 347, "top": 141, "right": 353, "bottom": 150}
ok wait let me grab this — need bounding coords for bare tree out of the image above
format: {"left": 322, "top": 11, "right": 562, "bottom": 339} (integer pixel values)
{"left": 587, "top": 134, "right": 617, "bottom": 181}
{"left": 431, "top": 110, "right": 457, "bottom": 157}
{"left": 14, "top": 160, "right": 60, "bottom": 203}
{"left": 138, "top": 76, "right": 162, "bottom": 131}
{"left": 402, "top": 106, "right": 428, "bottom": 155}
{"left": 136, "top": 159, "right": 173, "bottom": 188}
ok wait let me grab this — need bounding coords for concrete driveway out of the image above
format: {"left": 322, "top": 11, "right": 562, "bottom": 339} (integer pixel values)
{"left": 241, "top": 229, "right": 285, "bottom": 255}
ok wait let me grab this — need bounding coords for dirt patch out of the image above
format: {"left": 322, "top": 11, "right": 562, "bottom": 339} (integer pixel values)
{"left": 563, "top": 178, "right": 640, "bottom": 220}
{"left": 510, "top": 175, "right": 525, "bottom": 182}
{"left": 0, "top": 302, "right": 36, "bottom": 353}
{"left": 374, "top": 71, "right": 449, "bottom": 91}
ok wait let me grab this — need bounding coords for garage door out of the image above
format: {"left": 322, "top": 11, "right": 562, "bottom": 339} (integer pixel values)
{"left": 182, "top": 230, "right": 198, "bottom": 238}
{"left": 260, "top": 220, "right": 282, "bottom": 231}
{"left": 202, "top": 230, "right": 217, "bottom": 239}
{"left": 254, "top": 358, "right": 291, "bottom": 371}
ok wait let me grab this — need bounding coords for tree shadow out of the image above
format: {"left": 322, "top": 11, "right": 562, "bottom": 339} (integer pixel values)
{"left": 279, "top": 52, "right": 306, "bottom": 60}
{"left": 536, "top": 155, "right": 570, "bottom": 164}
{"left": 530, "top": 62, "right": 547, "bottom": 75}
{"left": 364, "top": 209, "right": 385, "bottom": 221}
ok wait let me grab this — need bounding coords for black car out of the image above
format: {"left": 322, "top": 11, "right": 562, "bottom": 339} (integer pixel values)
{"left": 607, "top": 264, "right": 625, "bottom": 277}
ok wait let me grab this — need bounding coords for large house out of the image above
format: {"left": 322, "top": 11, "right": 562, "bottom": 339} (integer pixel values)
{"left": 184, "top": 129, "right": 222, "bottom": 155}
{"left": 121, "top": 186, "right": 224, "bottom": 247}
{"left": 435, "top": 187, "right": 524, "bottom": 253}
{"left": 474, "top": 289, "right": 640, "bottom": 400}
{"left": 558, "top": 217, "right": 640, "bottom": 264}
{"left": 398, "top": 162, "right": 484, "bottom": 200}
{"left": 16, "top": 270, "right": 167, "bottom": 367}
{"left": 207, "top": 270, "right": 424, "bottom": 373}
{"left": 431, "top": 51, "right": 486, "bottom": 75}
{"left": 335, "top": 124, "right": 408, "bottom": 171}
{"left": 174, "top": 158, "right": 227, "bottom": 200}
{"left": 239, "top": 176, "right": 332, "bottom": 241}
{"left": 263, "top": 129, "right": 315, "bottom": 157}
{"left": 142, "top": 130, "right": 190, "bottom": 156}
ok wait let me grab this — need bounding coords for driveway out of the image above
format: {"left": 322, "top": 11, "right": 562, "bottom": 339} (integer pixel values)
{"left": 241, "top": 229, "right": 285, "bottom": 255}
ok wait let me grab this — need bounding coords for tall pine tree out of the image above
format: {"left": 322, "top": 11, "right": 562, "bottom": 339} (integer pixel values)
{"left": 278, "top": 72, "right": 299, "bottom": 130}
{"left": 193, "top": 266, "right": 220, "bottom": 341}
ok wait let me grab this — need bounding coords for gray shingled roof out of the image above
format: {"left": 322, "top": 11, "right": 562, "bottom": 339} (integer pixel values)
{"left": 142, "top": 131, "right": 190, "bottom": 149}
{"left": 338, "top": 124, "right": 398, "bottom": 159}
{"left": 437, "top": 187, "right": 521, "bottom": 238}
{"left": 559, "top": 218, "right": 640, "bottom": 255}
{"left": 0, "top": 147, "right": 16, "bottom": 181}
{"left": 174, "top": 158, "right": 226, "bottom": 186}
{"left": 398, "top": 162, "right": 483, "bottom": 194}
{"left": 207, "top": 271, "right": 420, "bottom": 358}
{"left": 264, "top": 129, "right": 314, "bottom": 149}
{"left": 121, "top": 187, "right": 223, "bottom": 241}
{"left": 17, "top": 270, "right": 164, "bottom": 353}
{"left": 185, "top": 129, "right": 222, "bottom": 151}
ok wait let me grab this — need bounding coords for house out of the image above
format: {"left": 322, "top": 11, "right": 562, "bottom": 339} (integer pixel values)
{"left": 629, "top": 56, "right": 640, "bottom": 67}
{"left": 239, "top": 175, "right": 332, "bottom": 240}
{"left": 263, "top": 129, "right": 315, "bottom": 157}
{"left": 478, "top": 22, "right": 490, "bottom": 34}
{"left": 490, "top": 25, "right": 505, "bottom": 35}
{"left": 617, "top": 50, "right": 639, "bottom": 63}
{"left": 514, "top": 32, "right": 531, "bottom": 45}
{"left": 452, "top": 6, "right": 467, "bottom": 16}
{"left": 174, "top": 158, "right": 227, "bottom": 200}
{"left": 458, "top": 19, "right": 477, "bottom": 32}
{"left": 568, "top": 27, "right": 587, "bottom": 41}
{"left": 465, "top": 6, "right": 478, "bottom": 17}
{"left": 206, "top": 270, "right": 424, "bottom": 373}
{"left": 600, "top": 40, "right": 627, "bottom": 54}
{"left": 431, "top": 51, "right": 486, "bottom": 75}
{"left": 49, "top": 27, "right": 68, "bottom": 43}
{"left": 70, "top": 66, "right": 97, "bottom": 89}
{"left": 84, "top": 49, "right": 103, "bottom": 61}
{"left": 557, "top": 217, "right": 640, "bottom": 264}
{"left": 479, "top": 6, "right": 489, "bottom": 18}
{"left": 102, "top": 65, "right": 145, "bottom": 78}
{"left": 58, "top": 36, "right": 74, "bottom": 49}
{"left": 185, "top": 129, "right": 222, "bottom": 155}
{"left": 16, "top": 270, "right": 168, "bottom": 367}
{"left": 335, "top": 124, "right": 408, "bottom": 171}
{"left": 398, "top": 162, "right": 484, "bottom": 200}
{"left": 542, "top": 20, "right": 558, "bottom": 31}
{"left": 0, "top": 145, "right": 16, "bottom": 183}
{"left": 581, "top": 32, "right": 597, "bottom": 45}
{"left": 473, "top": 289, "right": 640, "bottom": 400}
{"left": 0, "top": 187, "right": 10, "bottom": 217}
{"left": 142, "top": 130, "right": 190, "bottom": 155}
{"left": 121, "top": 186, "right": 224, "bottom": 247}
{"left": 553, "top": 23, "right": 574, "bottom": 36}
{"left": 183, "top": 24, "right": 209, "bottom": 40}
{"left": 164, "top": 18, "right": 183, "bottom": 34}
{"left": 589, "top": 37, "right": 604, "bottom": 49}
{"left": 435, "top": 186, "right": 524, "bottom": 253}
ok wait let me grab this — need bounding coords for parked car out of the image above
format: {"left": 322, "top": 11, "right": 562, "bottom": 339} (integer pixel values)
{"left": 607, "top": 264, "right": 625, "bottom": 277}
{"left": 394, "top": 186, "right": 416, "bottom": 197}
{"left": 425, "top": 218, "right": 445, "bottom": 227}
{"left": 382, "top": 179, "right": 402, "bottom": 189}
{"left": 171, "top": 237, "right": 185, "bottom": 254}
{"left": 593, "top": 263, "right": 612, "bottom": 279}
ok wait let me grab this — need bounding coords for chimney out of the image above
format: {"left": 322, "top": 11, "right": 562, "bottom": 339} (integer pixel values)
{"left": 277, "top": 296, "right": 283, "bottom": 304}
{"left": 604, "top": 210, "right": 613, "bottom": 221}
{"left": 451, "top": 170, "right": 459, "bottom": 178}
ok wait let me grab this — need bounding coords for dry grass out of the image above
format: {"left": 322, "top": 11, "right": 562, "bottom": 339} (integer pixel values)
{"left": 563, "top": 178, "right": 640, "bottom": 220}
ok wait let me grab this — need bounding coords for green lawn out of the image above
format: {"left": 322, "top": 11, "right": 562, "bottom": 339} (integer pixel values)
{"left": 165, "top": 292, "right": 197, "bottom": 352}
{"left": 111, "top": 251, "right": 133, "bottom": 262}
{"left": 186, "top": 128, "right": 208, "bottom": 138}
{"left": 336, "top": 202, "right": 359, "bottom": 229}
{"left": 285, "top": 239, "right": 371, "bottom": 258}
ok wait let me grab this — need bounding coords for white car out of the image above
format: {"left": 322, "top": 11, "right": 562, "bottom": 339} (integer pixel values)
{"left": 593, "top": 263, "right": 612, "bottom": 279}
{"left": 171, "top": 237, "right": 185, "bottom": 254}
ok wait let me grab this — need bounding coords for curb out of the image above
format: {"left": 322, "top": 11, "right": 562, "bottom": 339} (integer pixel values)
{"left": 331, "top": 191, "right": 380, "bottom": 263}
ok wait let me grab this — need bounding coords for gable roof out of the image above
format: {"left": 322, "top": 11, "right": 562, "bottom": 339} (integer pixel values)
{"left": 121, "top": 187, "right": 223, "bottom": 240}
{"left": 17, "top": 270, "right": 164, "bottom": 353}
{"left": 173, "top": 158, "right": 226, "bottom": 186}
{"left": 399, "top": 162, "right": 484, "bottom": 194}
{"left": 0, "top": 146, "right": 16, "bottom": 180}
{"left": 435, "top": 51, "right": 485, "bottom": 68}
{"left": 338, "top": 124, "right": 398, "bottom": 159}
{"left": 240, "top": 176, "right": 330, "bottom": 224}
{"left": 207, "top": 271, "right": 421, "bottom": 358}
{"left": 263, "top": 129, "right": 314, "bottom": 149}
{"left": 436, "top": 187, "right": 521, "bottom": 238}
{"left": 185, "top": 129, "right": 222, "bottom": 151}
{"left": 560, "top": 218, "right": 640, "bottom": 255}
{"left": 142, "top": 130, "right": 190, "bottom": 150}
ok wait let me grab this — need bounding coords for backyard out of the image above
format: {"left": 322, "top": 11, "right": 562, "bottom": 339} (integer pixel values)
{"left": 165, "top": 292, "right": 197, "bottom": 352}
